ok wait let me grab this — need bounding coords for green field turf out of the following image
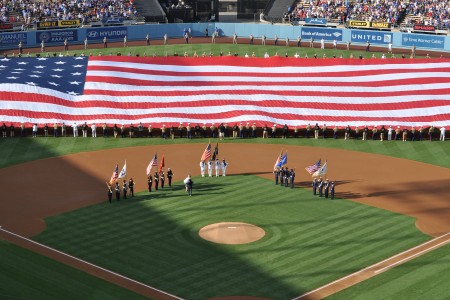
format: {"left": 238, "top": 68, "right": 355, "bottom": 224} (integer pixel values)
{"left": 28, "top": 42, "right": 424, "bottom": 59}
{"left": 0, "top": 240, "right": 147, "bottom": 300}
{"left": 327, "top": 242, "right": 450, "bottom": 300}
{"left": 32, "top": 174, "right": 430, "bottom": 299}
{"left": 1, "top": 137, "right": 449, "bottom": 169}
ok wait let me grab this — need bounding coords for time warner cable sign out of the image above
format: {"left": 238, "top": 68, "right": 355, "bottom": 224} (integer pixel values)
{"left": 402, "top": 33, "right": 445, "bottom": 50}
{"left": 301, "top": 27, "right": 343, "bottom": 41}
{"left": 351, "top": 30, "right": 392, "bottom": 44}
{"left": 86, "top": 27, "right": 128, "bottom": 41}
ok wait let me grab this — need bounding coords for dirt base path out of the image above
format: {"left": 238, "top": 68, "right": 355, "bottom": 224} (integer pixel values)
{"left": 1, "top": 143, "right": 450, "bottom": 299}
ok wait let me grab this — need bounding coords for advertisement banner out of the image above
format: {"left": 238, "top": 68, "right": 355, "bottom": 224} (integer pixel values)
{"left": 301, "top": 27, "right": 343, "bottom": 41}
{"left": 350, "top": 30, "right": 392, "bottom": 44}
{"left": 103, "top": 17, "right": 124, "bottom": 25}
{"left": 37, "top": 21, "right": 58, "bottom": 29}
{"left": 0, "top": 32, "right": 28, "bottom": 45}
{"left": 348, "top": 20, "right": 370, "bottom": 28}
{"left": 0, "top": 23, "right": 14, "bottom": 31}
{"left": 371, "top": 22, "right": 391, "bottom": 29}
{"left": 413, "top": 24, "right": 435, "bottom": 32}
{"left": 86, "top": 27, "right": 128, "bottom": 41}
{"left": 402, "top": 33, "right": 445, "bottom": 49}
{"left": 58, "top": 20, "right": 80, "bottom": 27}
{"left": 304, "top": 18, "right": 327, "bottom": 26}
{"left": 36, "top": 29, "right": 78, "bottom": 43}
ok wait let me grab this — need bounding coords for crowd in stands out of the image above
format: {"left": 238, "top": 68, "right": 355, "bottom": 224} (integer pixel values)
{"left": 286, "top": 0, "right": 450, "bottom": 29}
{"left": 0, "top": 0, "right": 139, "bottom": 29}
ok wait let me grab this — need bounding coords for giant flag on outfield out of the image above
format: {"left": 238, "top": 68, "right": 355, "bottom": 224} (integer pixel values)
{"left": 1, "top": 56, "right": 450, "bottom": 128}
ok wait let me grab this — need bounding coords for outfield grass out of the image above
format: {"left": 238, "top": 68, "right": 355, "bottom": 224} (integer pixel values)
{"left": 33, "top": 175, "right": 430, "bottom": 299}
{"left": 0, "top": 240, "right": 147, "bottom": 300}
{"left": 327, "top": 243, "right": 450, "bottom": 300}
{"left": 33, "top": 42, "right": 423, "bottom": 59}
{"left": 1, "top": 137, "right": 449, "bottom": 169}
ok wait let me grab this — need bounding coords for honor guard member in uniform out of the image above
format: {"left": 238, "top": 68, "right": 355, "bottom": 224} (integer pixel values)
{"left": 284, "top": 167, "right": 289, "bottom": 187}
{"left": 275, "top": 168, "right": 280, "bottom": 185}
{"left": 318, "top": 178, "right": 324, "bottom": 197}
{"left": 200, "top": 160, "right": 206, "bottom": 177}
{"left": 312, "top": 178, "right": 318, "bottom": 195}
{"left": 147, "top": 174, "right": 153, "bottom": 192}
{"left": 167, "top": 168, "right": 173, "bottom": 187}
{"left": 128, "top": 178, "right": 135, "bottom": 197}
{"left": 154, "top": 171, "right": 159, "bottom": 190}
{"left": 107, "top": 184, "right": 113, "bottom": 203}
{"left": 324, "top": 179, "right": 330, "bottom": 198}
{"left": 215, "top": 158, "right": 221, "bottom": 177}
{"left": 271, "top": 124, "right": 277, "bottom": 138}
{"left": 330, "top": 181, "right": 335, "bottom": 199}
{"left": 344, "top": 125, "right": 351, "bottom": 140}
{"left": 208, "top": 160, "right": 213, "bottom": 177}
{"left": 122, "top": 180, "right": 128, "bottom": 199}
{"left": 221, "top": 159, "right": 228, "bottom": 176}
{"left": 159, "top": 171, "right": 165, "bottom": 188}
{"left": 290, "top": 169, "right": 295, "bottom": 188}
{"left": 280, "top": 168, "right": 285, "bottom": 185}
{"left": 115, "top": 182, "right": 121, "bottom": 201}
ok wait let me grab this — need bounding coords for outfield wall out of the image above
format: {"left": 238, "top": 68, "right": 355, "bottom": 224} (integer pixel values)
{"left": 1, "top": 23, "right": 449, "bottom": 52}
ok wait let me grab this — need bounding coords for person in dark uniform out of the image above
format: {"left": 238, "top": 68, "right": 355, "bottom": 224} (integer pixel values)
{"left": 330, "top": 181, "right": 335, "bottom": 199}
{"left": 44, "top": 123, "right": 49, "bottom": 137}
{"left": 324, "top": 179, "right": 330, "bottom": 198}
{"left": 167, "top": 168, "right": 173, "bottom": 187}
{"left": 195, "top": 124, "right": 201, "bottom": 137}
{"left": 147, "top": 175, "right": 153, "bottom": 192}
{"left": 290, "top": 169, "right": 295, "bottom": 188}
{"left": 154, "top": 171, "right": 159, "bottom": 190}
{"left": 107, "top": 184, "right": 113, "bottom": 203}
{"left": 318, "top": 178, "right": 324, "bottom": 197}
{"left": 122, "top": 180, "right": 128, "bottom": 199}
{"left": 280, "top": 168, "right": 285, "bottom": 185}
{"left": 284, "top": 167, "right": 289, "bottom": 187}
{"left": 160, "top": 171, "right": 165, "bottom": 188}
{"left": 1, "top": 123, "right": 6, "bottom": 138}
{"left": 128, "top": 178, "right": 134, "bottom": 197}
{"left": 274, "top": 168, "right": 280, "bottom": 185}
{"left": 312, "top": 178, "right": 317, "bottom": 195}
{"left": 115, "top": 182, "right": 120, "bottom": 201}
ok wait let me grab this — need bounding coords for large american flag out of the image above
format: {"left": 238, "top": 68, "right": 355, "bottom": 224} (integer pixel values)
{"left": 1, "top": 56, "right": 449, "bottom": 128}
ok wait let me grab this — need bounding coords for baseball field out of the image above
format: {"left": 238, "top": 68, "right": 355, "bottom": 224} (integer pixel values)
{"left": 1, "top": 135, "right": 449, "bottom": 299}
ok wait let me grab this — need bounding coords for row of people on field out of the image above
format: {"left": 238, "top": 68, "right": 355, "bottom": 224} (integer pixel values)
{"left": 200, "top": 159, "right": 229, "bottom": 177}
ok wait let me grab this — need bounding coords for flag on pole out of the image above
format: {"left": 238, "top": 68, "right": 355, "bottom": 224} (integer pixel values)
{"left": 312, "top": 161, "right": 327, "bottom": 177}
{"left": 211, "top": 142, "right": 219, "bottom": 161}
{"left": 109, "top": 163, "right": 119, "bottom": 185}
{"left": 201, "top": 142, "right": 211, "bottom": 162}
{"left": 159, "top": 154, "right": 165, "bottom": 173}
{"left": 273, "top": 150, "right": 283, "bottom": 171}
{"left": 305, "top": 159, "right": 321, "bottom": 174}
{"left": 118, "top": 160, "right": 127, "bottom": 179}
{"left": 146, "top": 153, "right": 157, "bottom": 176}
{"left": 276, "top": 151, "right": 288, "bottom": 168}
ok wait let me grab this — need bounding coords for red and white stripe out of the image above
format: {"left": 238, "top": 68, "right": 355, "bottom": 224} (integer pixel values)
{"left": 1, "top": 56, "right": 450, "bottom": 128}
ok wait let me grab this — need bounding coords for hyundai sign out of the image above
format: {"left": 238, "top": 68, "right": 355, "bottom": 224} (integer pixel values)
{"left": 351, "top": 30, "right": 392, "bottom": 45}
{"left": 301, "top": 27, "right": 343, "bottom": 41}
{"left": 86, "top": 27, "right": 128, "bottom": 41}
{"left": 402, "top": 33, "right": 444, "bottom": 50}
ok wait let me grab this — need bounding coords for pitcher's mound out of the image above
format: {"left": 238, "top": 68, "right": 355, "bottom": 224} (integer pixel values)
{"left": 199, "top": 222, "right": 265, "bottom": 244}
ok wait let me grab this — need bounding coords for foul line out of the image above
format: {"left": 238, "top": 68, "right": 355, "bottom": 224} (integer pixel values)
{"left": 0, "top": 227, "right": 184, "bottom": 300}
{"left": 293, "top": 232, "right": 450, "bottom": 300}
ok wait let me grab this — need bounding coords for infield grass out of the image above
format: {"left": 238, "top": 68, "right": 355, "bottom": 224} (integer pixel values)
{"left": 33, "top": 174, "right": 429, "bottom": 299}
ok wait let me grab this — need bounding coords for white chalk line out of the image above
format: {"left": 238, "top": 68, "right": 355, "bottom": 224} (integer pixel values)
{"left": 0, "top": 227, "right": 184, "bottom": 300}
{"left": 293, "top": 232, "right": 450, "bottom": 300}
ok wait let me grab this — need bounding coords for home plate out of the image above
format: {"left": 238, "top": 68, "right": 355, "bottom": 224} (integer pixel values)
{"left": 199, "top": 222, "right": 265, "bottom": 245}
